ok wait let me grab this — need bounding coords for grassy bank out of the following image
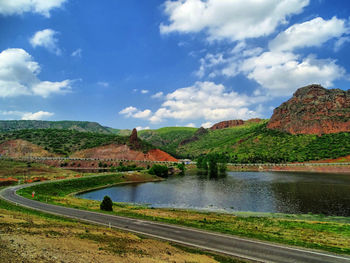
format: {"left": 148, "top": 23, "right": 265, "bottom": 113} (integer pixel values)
{"left": 17, "top": 174, "right": 350, "bottom": 255}
{"left": 0, "top": 198, "right": 245, "bottom": 263}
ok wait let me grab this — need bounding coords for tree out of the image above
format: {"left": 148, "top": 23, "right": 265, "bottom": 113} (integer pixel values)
{"left": 177, "top": 162, "right": 186, "bottom": 175}
{"left": 100, "top": 196, "right": 113, "bottom": 211}
{"left": 149, "top": 164, "right": 169, "bottom": 178}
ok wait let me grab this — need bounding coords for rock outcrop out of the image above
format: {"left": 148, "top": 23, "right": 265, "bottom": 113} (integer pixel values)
{"left": 129, "top": 128, "right": 140, "bottom": 149}
{"left": 210, "top": 120, "right": 244, "bottom": 130}
{"left": 267, "top": 84, "right": 350, "bottom": 135}
{"left": 210, "top": 118, "right": 262, "bottom": 130}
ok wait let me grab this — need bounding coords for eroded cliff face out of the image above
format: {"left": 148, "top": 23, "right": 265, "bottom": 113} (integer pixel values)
{"left": 267, "top": 84, "right": 350, "bottom": 135}
{"left": 210, "top": 120, "right": 244, "bottom": 130}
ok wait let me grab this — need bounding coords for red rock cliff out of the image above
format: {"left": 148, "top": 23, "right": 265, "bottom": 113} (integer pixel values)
{"left": 210, "top": 120, "right": 244, "bottom": 130}
{"left": 267, "top": 84, "right": 350, "bottom": 135}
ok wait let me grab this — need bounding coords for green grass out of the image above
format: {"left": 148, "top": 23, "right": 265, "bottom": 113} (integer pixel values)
{"left": 16, "top": 176, "right": 350, "bottom": 255}
{"left": 0, "top": 129, "right": 154, "bottom": 156}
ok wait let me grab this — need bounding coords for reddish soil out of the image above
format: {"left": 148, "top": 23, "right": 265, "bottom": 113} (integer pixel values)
{"left": 0, "top": 139, "right": 57, "bottom": 158}
{"left": 70, "top": 144, "right": 178, "bottom": 162}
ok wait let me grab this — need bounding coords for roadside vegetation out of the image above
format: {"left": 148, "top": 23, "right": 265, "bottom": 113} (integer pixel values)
{"left": 17, "top": 175, "right": 350, "bottom": 255}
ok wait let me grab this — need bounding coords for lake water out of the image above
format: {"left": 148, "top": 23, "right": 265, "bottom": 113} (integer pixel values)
{"left": 77, "top": 171, "right": 350, "bottom": 216}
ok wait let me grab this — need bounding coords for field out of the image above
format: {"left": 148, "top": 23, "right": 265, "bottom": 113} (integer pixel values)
{"left": 18, "top": 174, "right": 350, "bottom": 255}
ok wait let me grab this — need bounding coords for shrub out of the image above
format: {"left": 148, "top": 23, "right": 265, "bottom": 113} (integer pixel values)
{"left": 100, "top": 195, "right": 113, "bottom": 211}
{"left": 148, "top": 164, "right": 168, "bottom": 178}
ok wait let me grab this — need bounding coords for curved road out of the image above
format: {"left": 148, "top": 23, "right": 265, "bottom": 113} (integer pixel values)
{"left": 1, "top": 184, "right": 350, "bottom": 263}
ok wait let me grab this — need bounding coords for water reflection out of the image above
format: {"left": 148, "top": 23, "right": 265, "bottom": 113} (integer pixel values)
{"left": 78, "top": 171, "right": 350, "bottom": 216}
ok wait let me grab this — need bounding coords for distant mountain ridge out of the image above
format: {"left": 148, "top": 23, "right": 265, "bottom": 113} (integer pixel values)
{"left": 0, "top": 120, "right": 129, "bottom": 135}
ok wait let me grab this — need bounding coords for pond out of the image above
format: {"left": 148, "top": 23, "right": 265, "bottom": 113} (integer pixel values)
{"left": 77, "top": 171, "right": 350, "bottom": 216}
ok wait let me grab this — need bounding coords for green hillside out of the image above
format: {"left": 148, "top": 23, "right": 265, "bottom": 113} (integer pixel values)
{"left": 0, "top": 120, "right": 125, "bottom": 135}
{"left": 175, "top": 121, "right": 350, "bottom": 163}
{"left": 0, "top": 129, "right": 153, "bottom": 156}
{"left": 138, "top": 127, "right": 198, "bottom": 157}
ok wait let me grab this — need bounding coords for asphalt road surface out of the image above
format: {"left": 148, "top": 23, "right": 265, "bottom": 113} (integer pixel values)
{"left": 1, "top": 184, "right": 350, "bottom": 263}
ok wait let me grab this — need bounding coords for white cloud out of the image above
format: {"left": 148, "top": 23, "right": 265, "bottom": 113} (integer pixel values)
{"left": 160, "top": 0, "right": 309, "bottom": 41}
{"left": 123, "top": 81, "right": 260, "bottom": 124}
{"left": 151, "top": 91, "right": 164, "bottom": 99}
{"left": 1, "top": 110, "right": 54, "bottom": 120}
{"left": 0, "top": 0, "right": 67, "bottom": 17}
{"left": 269, "top": 17, "right": 349, "bottom": 51}
{"left": 97, "top": 81, "right": 109, "bottom": 87}
{"left": 133, "top": 109, "right": 152, "bottom": 119}
{"left": 141, "top": 89, "right": 149, "bottom": 94}
{"left": 136, "top": 126, "right": 150, "bottom": 131}
{"left": 201, "top": 122, "right": 213, "bottom": 129}
{"left": 0, "top": 48, "right": 72, "bottom": 98}
{"left": 71, "top": 48, "right": 82, "bottom": 57}
{"left": 119, "top": 106, "right": 137, "bottom": 117}
{"left": 31, "top": 80, "right": 71, "bottom": 98}
{"left": 21, "top": 111, "right": 54, "bottom": 120}
{"left": 185, "top": 123, "right": 196, "bottom": 128}
{"left": 241, "top": 51, "right": 345, "bottom": 96}
{"left": 334, "top": 37, "right": 350, "bottom": 52}
{"left": 30, "top": 29, "right": 61, "bottom": 55}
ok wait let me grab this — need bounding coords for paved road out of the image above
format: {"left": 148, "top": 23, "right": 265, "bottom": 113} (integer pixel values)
{"left": 1, "top": 184, "right": 350, "bottom": 263}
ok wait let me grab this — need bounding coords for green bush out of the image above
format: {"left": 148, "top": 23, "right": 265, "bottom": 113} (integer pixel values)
{"left": 148, "top": 164, "right": 168, "bottom": 178}
{"left": 100, "top": 196, "right": 113, "bottom": 211}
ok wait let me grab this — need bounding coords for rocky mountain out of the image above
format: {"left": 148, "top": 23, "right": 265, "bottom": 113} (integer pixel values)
{"left": 0, "top": 120, "right": 124, "bottom": 135}
{"left": 267, "top": 84, "right": 350, "bottom": 135}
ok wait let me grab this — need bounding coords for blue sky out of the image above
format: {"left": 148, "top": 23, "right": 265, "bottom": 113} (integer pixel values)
{"left": 0, "top": 0, "right": 349, "bottom": 129}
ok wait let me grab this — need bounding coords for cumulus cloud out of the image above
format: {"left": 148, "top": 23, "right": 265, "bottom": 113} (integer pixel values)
{"left": 269, "top": 17, "right": 349, "bottom": 51}
{"left": 119, "top": 106, "right": 137, "bottom": 117}
{"left": 141, "top": 89, "right": 149, "bottom": 94}
{"left": 160, "top": 0, "right": 309, "bottom": 41}
{"left": 30, "top": 29, "right": 61, "bottom": 55}
{"left": 133, "top": 109, "right": 152, "bottom": 119}
{"left": 121, "top": 81, "right": 260, "bottom": 124}
{"left": 241, "top": 51, "right": 345, "bottom": 96}
{"left": 0, "top": 0, "right": 67, "bottom": 17}
{"left": 1, "top": 110, "right": 54, "bottom": 120}
{"left": 0, "top": 48, "right": 72, "bottom": 98}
